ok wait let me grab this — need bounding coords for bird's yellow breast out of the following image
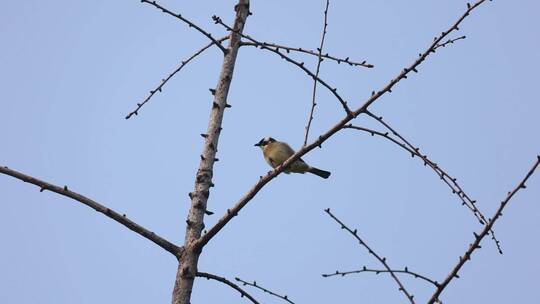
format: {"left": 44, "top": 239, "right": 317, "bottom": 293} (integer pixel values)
{"left": 263, "top": 142, "right": 294, "bottom": 168}
{"left": 262, "top": 141, "right": 309, "bottom": 173}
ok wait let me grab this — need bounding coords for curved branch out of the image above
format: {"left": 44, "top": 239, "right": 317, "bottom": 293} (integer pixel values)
{"left": 140, "top": 0, "right": 227, "bottom": 54}
{"left": 235, "top": 277, "right": 295, "bottom": 304}
{"left": 126, "top": 36, "right": 229, "bottom": 120}
{"left": 362, "top": 110, "right": 503, "bottom": 253}
{"left": 325, "top": 208, "right": 416, "bottom": 303}
{"left": 322, "top": 266, "right": 439, "bottom": 287}
{"left": 196, "top": 272, "right": 260, "bottom": 304}
{"left": 427, "top": 156, "right": 540, "bottom": 303}
{"left": 0, "top": 166, "right": 181, "bottom": 258}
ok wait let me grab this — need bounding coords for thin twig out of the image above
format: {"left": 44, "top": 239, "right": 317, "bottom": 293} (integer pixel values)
{"left": 126, "top": 37, "right": 229, "bottom": 120}
{"left": 427, "top": 156, "right": 540, "bottom": 304}
{"left": 322, "top": 266, "right": 439, "bottom": 287}
{"left": 197, "top": 0, "right": 492, "bottom": 249}
{"left": 362, "top": 110, "right": 503, "bottom": 253}
{"left": 212, "top": 15, "right": 353, "bottom": 116}
{"left": 240, "top": 41, "right": 373, "bottom": 68}
{"left": 196, "top": 272, "right": 260, "bottom": 304}
{"left": 434, "top": 35, "right": 467, "bottom": 50}
{"left": 235, "top": 277, "right": 295, "bottom": 304}
{"left": 140, "top": 0, "right": 227, "bottom": 54}
{"left": 0, "top": 166, "right": 181, "bottom": 258}
{"left": 303, "top": 0, "right": 330, "bottom": 146}
{"left": 324, "top": 208, "right": 416, "bottom": 303}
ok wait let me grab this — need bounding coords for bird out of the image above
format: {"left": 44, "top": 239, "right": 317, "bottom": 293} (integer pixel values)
{"left": 254, "top": 137, "right": 331, "bottom": 179}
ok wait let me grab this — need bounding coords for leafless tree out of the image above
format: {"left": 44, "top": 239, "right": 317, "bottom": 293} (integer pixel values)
{"left": 1, "top": 1, "right": 538, "bottom": 303}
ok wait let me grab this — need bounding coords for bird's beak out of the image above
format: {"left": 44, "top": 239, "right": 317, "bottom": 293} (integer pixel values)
{"left": 254, "top": 142, "right": 261, "bottom": 147}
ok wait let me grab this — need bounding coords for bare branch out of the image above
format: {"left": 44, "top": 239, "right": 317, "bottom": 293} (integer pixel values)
{"left": 196, "top": 272, "right": 260, "bottom": 304}
{"left": 303, "top": 0, "right": 330, "bottom": 146}
{"left": 0, "top": 166, "right": 181, "bottom": 258}
{"left": 197, "top": 0, "right": 492, "bottom": 249}
{"left": 212, "top": 15, "right": 353, "bottom": 116}
{"left": 240, "top": 41, "right": 373, "bottom": 68}
{"left": 322, "top": 266, "right": 439, "bottom": 287}
{"left": 125, "top": 37, "right": 229, "bottom": 120}
{"left": 427, "top": 156, "right": 540, "bottom": 304}
{"left": 324, "top": 208, "right": 416, "bottom": 303}
{"left": 434, "top": 35, "right": 467, "bottom": 50}
{"left": 140, "top": 0, "right": 227, "bottom": 54}
{"left": 362, "top": 110, "right": 503, "bottom": 253}
{"left": 235, "top": 277, "right": 295, "bottom": 304}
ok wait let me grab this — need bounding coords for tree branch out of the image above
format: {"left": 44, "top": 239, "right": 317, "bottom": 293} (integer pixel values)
{"left": 125, "top": 36, "right": 229, "bottom": 120}
{"left": 322, "top": 266, "right": 439, "bottom": 287}
{"left": 140, "top": 0, "right": 227, "bottom": 54}
{"left": 427, "top": 155, "right": 540, "bottom": 304}
{"left": 240, "top": 41, "right": 373, "bottom": 68}
{"left": 349, "top": 110, "right": 503, "bottom": 253}
{"left": 363, "top": 112, "right": 484, "bottom": 223}
{"left": 0, "top": 166, "right": 181, "bottom": 258}
{"left": 197, "top": 0, "right": 492, "bottom": 249}
{"left": 235, "top": 277, "right": 295, "bottom": 304}
{"left": 434, "top": 35, "right": 467, "bottom": 50}
{"left": 196, "top": 272, "right": 260, "bottom": 304}
{"left": 303, "top": 0, "right": 330, "bottom": 146}
{"left": 324, "top": 208, "right": 416, "bottom": 303}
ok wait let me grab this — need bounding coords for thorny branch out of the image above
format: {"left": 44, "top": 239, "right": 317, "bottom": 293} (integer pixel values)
{"left": 172, "top": 1, "right": 251, "bottom": 303}
{"left": 0, "top": 166, "right": 181, "bottom": 258}
{"left": 197, "top": 0, "right": 492, "bottom": 249}
{"left": 140, "top": 0, "right": 227, "bottom": 54}
{"left": 303, "top": 0, "right": 330, "bottom": 146}
{"left": 322, "top": 266, "right": 439, "bottom": 287}
{"left": 196, "top": 272, "right": 260, "bottom": 304}
{"left": 357, "top": 110, "right": 503, "bottom": 253}
{"left": 235, "top": 277, "right": 295, "bottom": 304}
{"left": 125, "top": 37, "right": 229, "bottom": 119}
{"left": 427, "top": 156, "right": 540, "bottom": 304}
{"left": 240, "top": 41, "right": 373, "bottom": 68}
{"left": 212, "top": 15, "right": 354, "bottom": 116}
{"left": 324, "top": 208, "right": 416, "bottom": 304}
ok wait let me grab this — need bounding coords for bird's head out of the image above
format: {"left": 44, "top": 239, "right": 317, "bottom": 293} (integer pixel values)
{"left": 254, "top": 137, "right": 276, "bottom": 149}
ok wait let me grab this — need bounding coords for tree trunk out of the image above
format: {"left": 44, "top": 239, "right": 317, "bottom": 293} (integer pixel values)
{"left": 171, "top": 1, "right": 250, "bottom": 303}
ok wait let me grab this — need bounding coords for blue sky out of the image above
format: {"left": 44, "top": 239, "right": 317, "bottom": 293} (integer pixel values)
{"left": 1, "top": 1, "right": 539, "bottom": 303}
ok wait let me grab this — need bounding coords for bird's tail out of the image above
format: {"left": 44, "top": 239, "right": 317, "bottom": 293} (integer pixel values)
{"left": 308, "top": 167, "right": 331, "bottom": 179}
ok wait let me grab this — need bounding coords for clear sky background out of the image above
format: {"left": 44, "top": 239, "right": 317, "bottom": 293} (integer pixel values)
{"left": 1, "top": 1, "right": 539, "bottom": 303}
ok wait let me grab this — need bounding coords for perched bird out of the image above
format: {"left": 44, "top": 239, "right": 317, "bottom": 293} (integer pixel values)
{"left": 254, "top": 137, "right": 331, "bottom": 179}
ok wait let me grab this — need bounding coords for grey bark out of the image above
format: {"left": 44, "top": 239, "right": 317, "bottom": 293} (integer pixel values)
{"left": 171, "top": 1, "right": 250, "bottom": 304}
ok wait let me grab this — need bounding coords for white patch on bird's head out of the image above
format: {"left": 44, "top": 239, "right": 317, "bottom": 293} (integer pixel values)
{"left": 254, "top": 136, "right": 276, "bottom": 148}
